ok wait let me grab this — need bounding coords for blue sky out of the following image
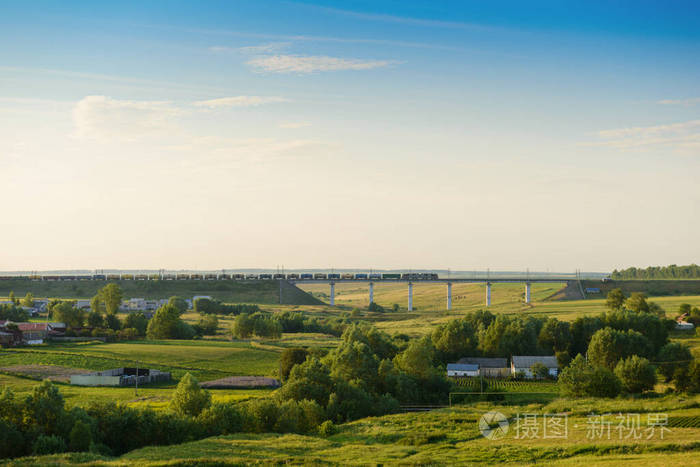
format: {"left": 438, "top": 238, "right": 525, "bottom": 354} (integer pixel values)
{"left": 1, "top": 1, "right": 698, "bottom": 271}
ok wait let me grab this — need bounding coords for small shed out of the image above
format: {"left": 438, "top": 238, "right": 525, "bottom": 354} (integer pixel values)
{"left": 511, "top": 356, "right": 558, "bottom": 378}
{"left": 447, "top": 363, "right": 479, "bottom": 377}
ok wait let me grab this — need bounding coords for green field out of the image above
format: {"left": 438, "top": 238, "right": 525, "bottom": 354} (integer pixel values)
{"left": 0, "top": 279, "right": 321, "bottom": 304}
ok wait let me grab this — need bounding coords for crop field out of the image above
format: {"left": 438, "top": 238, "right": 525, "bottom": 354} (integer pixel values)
{"left": 10, "top": 393, "right": 700, "bottom": 466}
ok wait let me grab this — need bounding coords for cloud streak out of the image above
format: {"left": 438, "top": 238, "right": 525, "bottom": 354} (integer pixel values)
{"left": 589, "top": 119, "right": 700, "bottom": 153}
{"left": 193, "top": 96, "right": 290, "bottom": 108}
{"left": 247, "top": 54, "right": 397, "bottom": 74}
{"left": 657, "top": 97, "right": 700, "bottom": 106}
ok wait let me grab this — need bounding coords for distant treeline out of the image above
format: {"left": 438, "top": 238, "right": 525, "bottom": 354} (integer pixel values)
{"left": 612, "top": 264, "right": 700, "bottom": 280}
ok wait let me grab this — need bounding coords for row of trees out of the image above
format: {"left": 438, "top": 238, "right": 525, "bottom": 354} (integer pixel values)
{"left": 193, "top": 298, "right": 259, "bottom": 316}
{"left": 612, "top": 264, "right": 700, "bottom": 280}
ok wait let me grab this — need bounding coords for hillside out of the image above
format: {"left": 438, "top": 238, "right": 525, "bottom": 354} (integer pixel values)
{"left": 0, "top": 279, "right": 322, "bottom": 305}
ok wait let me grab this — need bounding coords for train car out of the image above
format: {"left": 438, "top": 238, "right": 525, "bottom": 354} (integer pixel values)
{"left": 163, "top": 274, "right": 176, "bottom": 280}
{"left": 92, "top": 274, "right": 106, "bottom": 280}
{"left": 75, "top": 275, "right": 91, "bottom": 280}
{"left": 341, "top": 273, "right": 353, "bottom": 280}
{"left": 259, "top": 273, "right": 272, "bottom": 280}
{"left": 313, "top": 273, "right": 328, "bottom": 280}
{"left": 0, "top": 276, "right": 13, "bottom": 280}
{"left": 382, "top": 273, "right": 401, "bottom": 280}
{"left": 354, "top": 273, "right": 368, "bottom": 280}
{"left": 148, "top": 274, "right": 160, "bottom": 280}
{"left": 369, "top": 273, "right": 382, "bottom": 280}
{"left": 176, "top": 274, "right": 189, "bottom": 280}
{"left": 190, "top": 274, "right": 203, "bottom": 280}
{"left": 246, "top": 274, "right": 259, "bottom": 280}
{"left": 205, "top": 274, "right": 218, "bottom": 280}
{"left": 121, "top": 274, "right": 134, "bottom": 280}
{"left": 16, "top": 275, "right": 30, "bottom": 280}
{"left": 233, "top": 274, "right": 245, "bottom": 280}
{"left": 328, "top": 273, "right": 341, "bottom": 280}
{"left": 273, "top": 273, "right": 285, "bottom": 280}
{"left": 29, "top": 275, "right": 42, "bottom": 281}
{"left": 287, "top": 273, "right": 299, "bottom": 280}
{"left": 106, "top": 274, "right": 120, "bottom": 280}
{"left": 218, "top": 274, "right": 232, "bottom": 280}
{"left": 300, "top": 273, "right": 313, "bottom": 280}
{"left": 135, "top": 274, "right": 148, "bottom": 280}
{"left": 62, "top": 275, "right": 77, "bottom": 281}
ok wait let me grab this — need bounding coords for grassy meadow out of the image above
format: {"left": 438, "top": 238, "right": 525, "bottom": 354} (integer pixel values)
{"left": 9, "top": 393, "right": 700, "bottom": 465}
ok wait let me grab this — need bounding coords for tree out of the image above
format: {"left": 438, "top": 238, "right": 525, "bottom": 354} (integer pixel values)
{"left": 8, "top": 291, "right": 17, "bottom": 305}
{"left": 90, "top": 284, "right": 123, "bottom": 316}
{"left": 170, "top": 373, "right": 211, "bottom": 417}
{"left": 87, "top": 310, "right": 104, "bottom": 328}
{"left": 674, "top": 360, "right": 700, "bottom": 393}
{"left": 23, "top": 380, "right": 65, "bottom": 435}
{"left": 147, "top": 304, "right": 193, "bottom": 339}
{"left": 538, "top": 318, "right": 572, "bottom": 353}
{"left": 606, "top": 288, "right": 625, "bottom": 311}
{"left": 197, "top": 314, "right": 218, "bottom": 335}
{"left": 431, "top": 318, "right": 478, "bottom": 362}
{"left": 625, "top": 292, "right": 650, "bottom": 313}
{"left": 368, "top": 302, "right": 384, "bottom": 312}
{"left": 279, "top": 348, "right": 309, "bottom": 382}
{"left": 393, "top": 337, "right": 437, "bottom": 380}
{"left": 679, "top": 303, "right": 693, "bottom": 316}
{"left": 530, "top": 362, "right": 550, "bottom": 379}
{"left": 21, "top": 292, "right": 34, "bottom": 308}
{"left": 587, "top": 327, "right": 652, "bottom": 369}
{"left": 90, "top": 295, "right": 104, "bottom": 314}
{"left": 51, "top": 301, "right": 85, "bottom": 329}
{"left": 104, "top": 313, "right": 122, "bottom": 331}
{"left": 558, "top": 355, "right": 622, "bottom": 398}
{"left": 392, "top": 304, "right": 400, "bottom": 312}
{"left": 656, "top": 342, "right": 692, "bottom": 382}
{"left": 329, "top": 341, "right": 379, "bottom": 389}
{"left": 231, "top": 313, "right": 254, "bottom": 339}
{"left": 123, "top": 312, "right": 148, "bottom": 336}
{"left": 614, "top": 356, "right": 656, "bottom": 393}
{"left": 168, "top": 296, "right": 189, "bottom": 315}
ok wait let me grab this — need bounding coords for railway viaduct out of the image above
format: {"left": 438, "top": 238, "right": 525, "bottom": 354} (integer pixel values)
{"left": 287, "top": 277, "right": 573, "bottom": 311}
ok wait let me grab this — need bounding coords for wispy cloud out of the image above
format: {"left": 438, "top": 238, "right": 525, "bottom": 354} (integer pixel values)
{"left": 238, "top": 42, "right": 291, "bottom": 54}
{"left": 279, "top": 121, "right": 311, "bottom": 129}
{"left": 293, "top": 3, "right": 498, "bottom": 32}
{"left": 73, "top": 95, "right": 180, "bottom": 141}
{"left": 588, "top": 119, "right": 700, "bottom": 153}
{"left": 193, "top": 96, "right": 290, "bottom": 108}
{"left": 247, "top": 54, "right": 397, "bottom": 74}
{"left": 657, "top": 97, "right": 700, "bottom": 106}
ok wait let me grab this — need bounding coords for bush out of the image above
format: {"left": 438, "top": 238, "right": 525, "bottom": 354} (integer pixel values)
{"left": 197, "top": 403, "right": 243, "bottom": 436}
{"left": 0, "top": 419, "right": 24, "bottom": 458}
{"left": 614, "top": 356, "right": 656, "bottom": 393}
{"left": 69, "top": 420, "right": 92, "bottom": 452}
{"left": 279, "top": 347, "right": 309, "bottom": 382}
{"left": 32, "top": 435, "right": 66, "bottom": 455}
{"left": 318, "top": 420, "right": 336, "bottom": 436}
{"left": 170, "top": 373, "right": 211, "bottom": 417}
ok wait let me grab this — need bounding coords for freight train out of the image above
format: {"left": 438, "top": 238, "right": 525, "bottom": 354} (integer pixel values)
{"left": 0, "top": 272, "right": 440, "bottom": 281}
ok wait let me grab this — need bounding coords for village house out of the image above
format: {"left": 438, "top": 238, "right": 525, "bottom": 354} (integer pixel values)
{"left": 511, "top": 356, "right": 559, "bottom": 378}
{"left": 457, "top": 357, "right": 510, "bottom": 377}
{"left": 446, "top": 363, "right": 479, "bottom": 377}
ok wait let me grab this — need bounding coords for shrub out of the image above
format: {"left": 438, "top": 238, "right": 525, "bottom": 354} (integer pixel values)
{"left": 0, "top": 419, "right": 24, "bottom": 458}
{"left": 170, "top": 373, "right": 211, "bottom": 417}
{"left": 614, "top": 356, "right": 656, "bottom": 393}
{"left": 559, "top": 354, "right": 621, "bottom": 398}
{"left": 32, "top": 435, "right": 66, "bottom": 455}
{"left": 318, "top": 420, "right": 335, "bottom": 436}
{"left": 279, "top": 347, "right": 309, "bottom": 382}
{"left": 69, "top": 420, "right": 92, "bottom": 452}
{"left": 197, "top": 403, "right": 243, "bottom": 436}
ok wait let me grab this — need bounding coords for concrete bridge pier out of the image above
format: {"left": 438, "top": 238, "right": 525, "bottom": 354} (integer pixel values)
{"left": 369, "top": 282, "right": 374, "bottom": 304}
{"left": 486, "top": 282, "right": 492, "bottom": 307}
{"left": 447, "top": 282, "right": 452, "bottom": 310}
{"left": 330, "top": 282, "right": 335, "bottom": 306}
{"left": 408, "top": 282, "right": 413, "bottom": 311}
{"left": 525, "top": 282, "right": 531, "bottom": 304}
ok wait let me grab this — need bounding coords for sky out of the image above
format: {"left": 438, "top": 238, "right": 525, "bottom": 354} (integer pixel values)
{"left": 1, "top": 0, "right": 699, "bottom": 272}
